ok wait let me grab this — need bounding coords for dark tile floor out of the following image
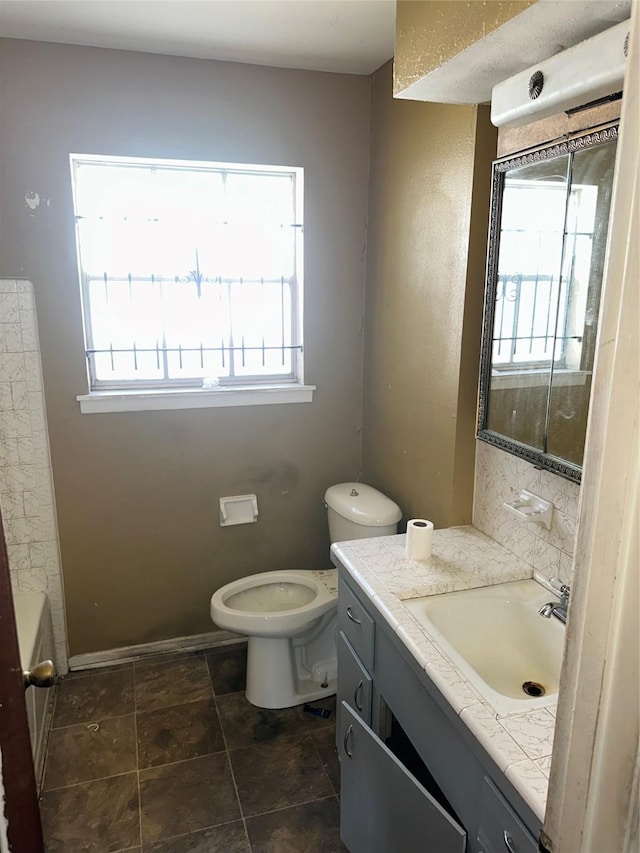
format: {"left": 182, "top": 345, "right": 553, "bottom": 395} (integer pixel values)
{"left": 40, "top": 645, "right": 345, "bottom": 852}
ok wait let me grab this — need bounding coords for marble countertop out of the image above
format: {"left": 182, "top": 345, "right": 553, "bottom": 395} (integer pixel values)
{"left": 330, "top": 524, "right": 556, "bottom": 822}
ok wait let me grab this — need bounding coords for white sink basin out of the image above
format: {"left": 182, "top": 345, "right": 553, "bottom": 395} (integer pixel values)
{"left": 404, "top": 579, "right": 565, "bottom": 715}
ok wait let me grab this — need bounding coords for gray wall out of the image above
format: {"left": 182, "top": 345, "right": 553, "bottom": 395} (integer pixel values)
{"left": 0, "top": 40, "right": 371, "bottom": 655}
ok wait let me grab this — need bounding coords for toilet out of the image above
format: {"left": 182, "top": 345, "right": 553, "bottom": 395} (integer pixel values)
{"left": 210, "top": 482, "right": 402, "bottom": 709}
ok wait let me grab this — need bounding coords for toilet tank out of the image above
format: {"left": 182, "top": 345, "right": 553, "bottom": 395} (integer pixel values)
{"left": 324, "top": 482, "right": 402, "bottom": 543}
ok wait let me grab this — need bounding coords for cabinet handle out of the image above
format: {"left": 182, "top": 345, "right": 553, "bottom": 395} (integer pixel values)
{"left": 503, "top": 830, "right": 517, "bottom": 853}
{"left": 354, "top": 680, "right": 364, "bottom": 711}
{"left": 343, "top": 724, "right": 354, "bottom": 758}
{"left": 346, "top": 606, "right": 361, "bottom": 625}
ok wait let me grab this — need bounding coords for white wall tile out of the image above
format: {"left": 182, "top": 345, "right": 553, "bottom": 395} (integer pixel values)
{"left": 30, "top": 540, "right": 60, "bottom": 569}
{"left": 0, "top": 353, "right": 25, "bottom": 382}
{"left": 0, "top": 437, "right": 19, "bottom": 466}
{"left": 23, "top": 486, "right": 54, "bottom": 518}
{"left": 3, "top": 464, "right": 45, "bottom": 493}
{"left": 19, "top": 430, "right": 50, "bottom": 467}
{"left": 17, "top": 290, "right": 35, "bottom": 311}
{"left": 10, "top": 381, "right": 29, "bottom": 411}
{"left": 0, "top": 490, "right": 25, "bottom": 520}
{"left": 7, "top": 543, "right": 31, "bottom": 570}
{"left": 28, "top": 391, "right": 47, "bottom": 432}
{"left": 23, "top": 352, "right": 42, "bottom": 392}
{"left": 19, "top": 310, "right": 39, "bottom": 351}
{"left": 0, "top": 383, "right": 13, "bottom": 410}
{"left": 474, "top": 442, "right": 581, "bottom": 586}
{"left": 0, "top": 409, "right": 32, "bottom": 439}
{"left": 0, "top": 323, "right": 23, "bottom": 354}
{"left": 0, "top": 278, "right": 68, "bottom": 673}
{"left": 0, "top": 293, "right": 19, "bottom": 324}
{"left": 17, "top": 565, "right": 48, "bottom": 593}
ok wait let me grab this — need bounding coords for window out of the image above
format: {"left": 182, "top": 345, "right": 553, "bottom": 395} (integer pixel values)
{"left": 71, "top": 154, "right": 311, "bottom": 412}
{"left": 493, "top": 178, "right": 598, "bottom": 370}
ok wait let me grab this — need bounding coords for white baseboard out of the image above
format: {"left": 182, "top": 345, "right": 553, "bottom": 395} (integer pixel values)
{"left": 68, "top": 629, "right": 245, "bottom": 672}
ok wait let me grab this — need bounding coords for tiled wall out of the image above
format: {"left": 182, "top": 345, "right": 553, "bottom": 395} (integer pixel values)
{"left": 473, "top": 441, "right": 580, "bottom": 586}
{"left": 0, "top": 279, "right": 68, "bottom": 671}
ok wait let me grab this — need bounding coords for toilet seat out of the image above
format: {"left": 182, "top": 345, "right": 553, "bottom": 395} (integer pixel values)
{"left": 210, "top": 569, "right": 337, "bottom": 638}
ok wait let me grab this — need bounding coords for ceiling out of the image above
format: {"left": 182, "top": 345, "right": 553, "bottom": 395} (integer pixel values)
{"left": 0, "top": 0, "right": 396, "bottom": 75}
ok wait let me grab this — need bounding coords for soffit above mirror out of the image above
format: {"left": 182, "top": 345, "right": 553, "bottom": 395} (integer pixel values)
{"left": 394, "top": 0, "right": 631, "bottom": 104}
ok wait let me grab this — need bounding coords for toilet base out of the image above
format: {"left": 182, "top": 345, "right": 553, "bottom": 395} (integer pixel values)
{"left": 245, "top": 612, "right": 337, "bottom": 709}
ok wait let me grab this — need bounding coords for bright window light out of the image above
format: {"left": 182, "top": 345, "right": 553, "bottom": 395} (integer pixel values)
{"left": 70, "top": 154, "right": 304, "bottom": 390}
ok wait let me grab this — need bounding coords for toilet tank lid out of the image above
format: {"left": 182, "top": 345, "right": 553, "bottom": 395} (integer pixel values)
{"left": 324, "top": 483, "right": 402, "bottom": 526}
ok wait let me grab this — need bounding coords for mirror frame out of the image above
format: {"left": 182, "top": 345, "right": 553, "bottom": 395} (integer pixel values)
{"left": 477, "top": 124, "right": 619, "bottom": 484}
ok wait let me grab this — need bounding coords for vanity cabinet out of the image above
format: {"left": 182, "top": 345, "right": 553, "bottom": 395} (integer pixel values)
{"left": 339, "top": 702, "right": 466, "bottom": 853}
{"left": 336, "top": 575, "right": 541, "bottom": 853}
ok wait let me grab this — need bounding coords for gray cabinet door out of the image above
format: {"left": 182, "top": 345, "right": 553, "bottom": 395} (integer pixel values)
{"left": 337, "top": 631, "right": 373, "bottom": 726}
{"left": 338, "top": 702, "right": 467, "bottom": 853}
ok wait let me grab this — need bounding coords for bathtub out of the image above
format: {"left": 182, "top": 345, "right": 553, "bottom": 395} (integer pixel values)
{"left": 12, "top": 592, "right": 55, "bottom": 787}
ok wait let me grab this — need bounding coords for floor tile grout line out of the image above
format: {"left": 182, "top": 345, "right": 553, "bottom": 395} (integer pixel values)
{"left": 133, "top": 663, "right": 143, "bottom": 853}
{"left": 308, "top": 722, "right": 340, "bottom": 798}
{"left": 49, "top": 691, "right": 231, "bottom": 733}
{"left": 42, "top": 768, "right": 139, "bottom": 794}
{"left": 140, "top": 816, "right": 248, "bottom": 851}
{"left": 136, "top": 748, "right": 230, "bottom": 776}
{"left": 205, "top": 650, "right": 217, "bottom": 703}
{"left": 244, "top": 792, "right": 340, "bottom": 821}
{"left": 50, "top": 710, "right": 137, "bottom": 732}
{"left": 207, "top": 655, "right": 252, "bottom": 851}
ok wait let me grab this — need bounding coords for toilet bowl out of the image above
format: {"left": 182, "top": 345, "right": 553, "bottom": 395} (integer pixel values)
{"left": 210, "top": 570, "right": 336, "bottom": 637}
{"left": 210, "top": 482, "right": 401, "bottom": 709}
{"left": 211, "top": 569, "right": 338, "bottom": 709}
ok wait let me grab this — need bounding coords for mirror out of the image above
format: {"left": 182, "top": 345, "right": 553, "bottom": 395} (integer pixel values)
{"left": 478, "top": 125, "right": 618, "bottom": 483}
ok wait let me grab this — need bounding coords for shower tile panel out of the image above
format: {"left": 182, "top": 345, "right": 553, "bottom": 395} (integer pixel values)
{"left": 310, "top": 726, "right": 341, "bottom": 794}
{"left": 0, "top": 279, "right": 68, "bottom": 671}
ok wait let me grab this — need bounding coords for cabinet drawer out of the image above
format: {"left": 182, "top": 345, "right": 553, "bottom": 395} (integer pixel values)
{"left": 338, "top": 578, "right": 375, "bottom": 669}
{"left": 478, "top": 778, "right": 539, "bottom": 853}
{"left": 338, "top": 631, "right": 372, "bottom": 725}
{"left": 339, "top": 702, "right": 466, "bottom": 853}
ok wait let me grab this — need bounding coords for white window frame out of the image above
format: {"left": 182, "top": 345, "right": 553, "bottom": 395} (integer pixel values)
{"left": 70, "top": 153, "right": 314, "bottom": 413}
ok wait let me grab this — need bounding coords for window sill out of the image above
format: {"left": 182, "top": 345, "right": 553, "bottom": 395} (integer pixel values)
{"left": 76, "top": 384, "right": 315, "bottom": 414}
{"left": 491, "top": 369, "right": 591, "bottom": 390}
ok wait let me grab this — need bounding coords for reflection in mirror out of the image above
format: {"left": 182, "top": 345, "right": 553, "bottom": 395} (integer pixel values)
{"left": 478, "top": 127, "right": 618, "bottom": 482}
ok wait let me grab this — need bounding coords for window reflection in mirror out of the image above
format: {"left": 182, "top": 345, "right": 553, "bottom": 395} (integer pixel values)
{"left": 478, "top": 128, "right": 618, "bottom": 482}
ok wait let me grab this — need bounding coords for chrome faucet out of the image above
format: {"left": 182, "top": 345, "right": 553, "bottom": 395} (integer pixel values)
{"left": 539, "top": 584, "right": 570, "bottom": 623}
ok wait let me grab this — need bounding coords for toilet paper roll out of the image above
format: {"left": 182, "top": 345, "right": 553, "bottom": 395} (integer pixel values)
{"left": 405, "top": 519, "right": 434, "bottom": 560}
